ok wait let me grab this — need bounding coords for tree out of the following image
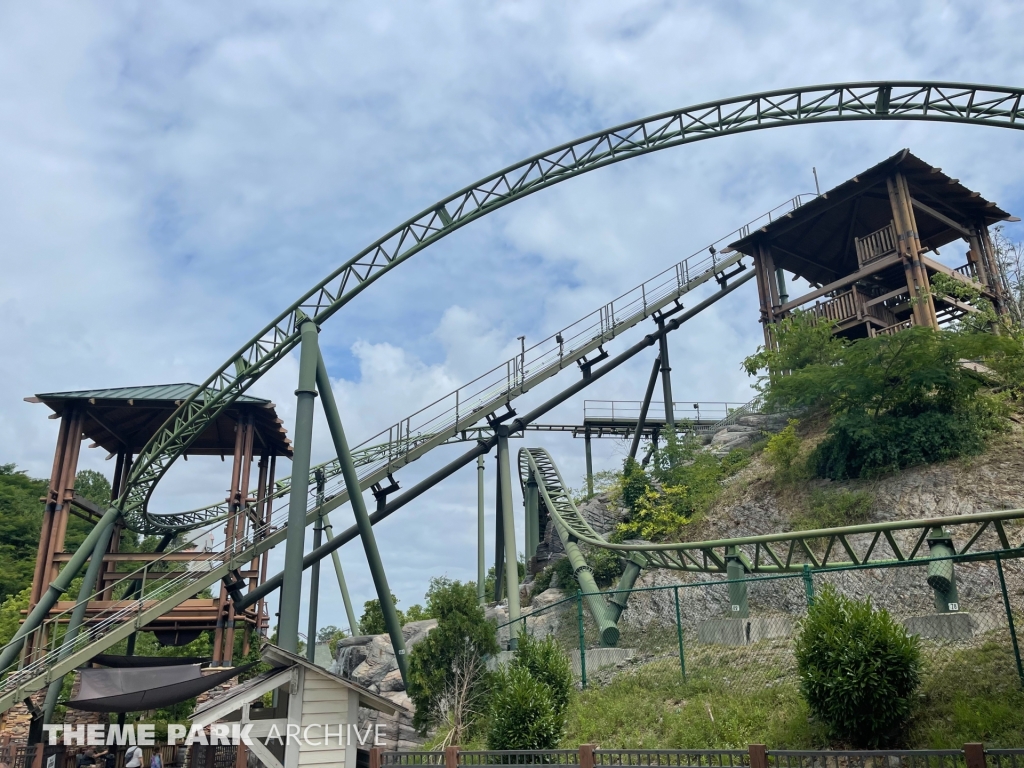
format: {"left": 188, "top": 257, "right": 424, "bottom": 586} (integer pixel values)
{"left": 795, "top": 585, "right": 921, "bottom": 747}
{"left": 358, "top": 595, "right": 405, "bottom": 635}
{"left": 994, "top": 226, "right": 1024, "bottom": 327}
{"left": 317, "top": 625, "right": 348, "bottom": 655}
{"left": 407, "top": 578, "right": 498, "bottom": 732}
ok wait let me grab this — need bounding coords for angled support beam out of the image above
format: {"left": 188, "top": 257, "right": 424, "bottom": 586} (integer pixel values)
{"left": 629, "top": 355, "right": 662, "bottom": 460}
{"left": 43, "top": 520, "right": 117, "bottom": 722}
{"left": 306, "top": 470, "right": 326, "bottom": 662}
{"left": 320, "top": 512, "right": 358, "bottom": 634}
{"left": 316, "top": 350, "right": 408, "bottom": 682}
{"left": 657, "top": 319, "right": 675, "bottom": 429}
{"left": 278, "top": 318, "right": 320, "bottom": 655}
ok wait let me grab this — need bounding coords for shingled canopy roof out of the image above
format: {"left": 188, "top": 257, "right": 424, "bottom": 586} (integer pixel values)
{"left": 26, "top": 383, "right": 292, "bottom": 457}
{"left": 727, "top": 149, "right": 1016, "bottom": 287}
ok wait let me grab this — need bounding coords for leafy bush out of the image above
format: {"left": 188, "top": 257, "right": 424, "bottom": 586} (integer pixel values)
{"left": 487, "top": 664, "right": 561, "bottom": 749}
{"left": 407, "top": 578, "right": 498, "bottom": 732}
{"left": 487, "top": 633, "right": 573, "bottom": 749}
{"left": 616, "top": 437, "right": 749, "bottom": 541}
{"left": 764, "top": 420, "right": 805, "bottom": 484}
{"left": 511, "top": 633, "right": 574, "bottom": 717}
{"left": 794, "top": 585, "right": 921, "bottom": 747}
{"left": 745, "top": 317, "right": 1017, "bottom": 480}
{"left": 621, "top": 457, "right": 650, "bottom": 514}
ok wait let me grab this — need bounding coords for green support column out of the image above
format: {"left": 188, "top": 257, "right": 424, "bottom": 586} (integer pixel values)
{"left": 524, "top": 474, "right": 533, "bottom": 569}
{"left": 525, "top": 470, "right": 540, "bottom": 562}
{"left": 926, "top": 528, "right": 960, "bottom": 613}
{"left": 674, "top": 586, "right": 686, "bottom": 680}
{"left": 494, "top": 453, "right": 504, "bottom": 602}
{"left": 496, "top": 427, "right": 521, "bottom": 647}
{"left": 775, "top": 268, "right": 790, "bottom": 305}
{"left": 606, "top": 554, "right": 644, "bottom": 622}
{"left": 726, "top": 547, "right": 749, "bottom": 618}
{"left": 657, "top": 320, "right": 675, "bottom": 430}
{"left": 307, "top": 470, "right": 325, "bottom": 662}
{"left": 584, "top": 427, "right": 594, "bottom": 499}
{"left": 315, "top": 351, "right": 409, "bottom": 681}
{"left": 43, "top": 520, "right": 117, "bottom": 722}
{"left": 279, "top": 317, "right": 320, "bottom": 655}
{"left": 320, "top": 512, "right": 358, "bottom": 634}
{"left": 477, "top": 455, "right": 486, "bottom": 606}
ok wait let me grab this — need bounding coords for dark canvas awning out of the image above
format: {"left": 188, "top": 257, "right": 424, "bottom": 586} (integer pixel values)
{"left": 93, "top": 655, "right": 210, "bottom": 668}
{"left": 68, "top": 662, "right": 256, "bottom": 713}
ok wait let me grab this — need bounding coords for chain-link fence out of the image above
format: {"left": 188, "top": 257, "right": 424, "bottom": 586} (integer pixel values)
{"left": 497, "top": 552, "right": 1024, "bottom": 693}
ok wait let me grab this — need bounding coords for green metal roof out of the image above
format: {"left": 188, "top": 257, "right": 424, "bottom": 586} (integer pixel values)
{"left": 32, "top": 383, "right": 269, "bottom": 404}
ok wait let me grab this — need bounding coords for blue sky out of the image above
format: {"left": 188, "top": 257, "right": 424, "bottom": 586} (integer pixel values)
{"left": 2, "top": 1, "right": 1024, "bottom": 634}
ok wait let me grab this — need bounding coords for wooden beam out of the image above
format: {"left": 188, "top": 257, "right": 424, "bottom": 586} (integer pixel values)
{"left": 920, "top": 256, "right": 997, "bottom": 297}
{"left": 864, "top": 286, "right": 910, "bottom": 308}
{"left": 910, "top": 197, "right": 973, "bottom": 238}
{"left": 778, "top": 253, "right": 901, "bottom": 314}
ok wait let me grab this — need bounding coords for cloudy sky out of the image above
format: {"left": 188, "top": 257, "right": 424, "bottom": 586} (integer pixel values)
{"left": 2, "top": 1, "right": 1023, "bottom": 636}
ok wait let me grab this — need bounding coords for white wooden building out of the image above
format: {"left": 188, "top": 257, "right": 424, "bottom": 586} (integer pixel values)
{"left": 190, "top": 644, "right": 403, "bottom": 768}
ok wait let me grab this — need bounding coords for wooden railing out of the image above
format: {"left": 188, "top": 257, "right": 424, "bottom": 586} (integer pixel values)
{"left": 809, "top": 288, "right": 858, "bottom": 324}
{"left": 872, "top": 317, "right": 915, "bottom": 337}
{"left": 854, "top": 221, "right": 898, "bottom": 268}
{"left": 956, "top": 262, "right": 979, "bottom": 280}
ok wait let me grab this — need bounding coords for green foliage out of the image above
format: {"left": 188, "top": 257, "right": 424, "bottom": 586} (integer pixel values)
{"left": 359, "top": 594, "right": 404, "bottom": 635}
{"left": 792, "top": 490, "right": 873, "bottom": 531}
{"left": 794, "top": 585, "right": 921, "bottom": 747}
{"left": 743, "top": 310, "right": 843, "bottom": 403}
{"left": 930, "top": 273, "right": 998, "bottom": 331}
{"left": 586, "top": 547, "right": 624, "bottom": 588}
{"left": 486, "top": 664, "right": 561, "bottom": 750}
{"left": 745, "top": 314, "right": 1019, "bottom": 480}
{"left": 407, "top": 578, "right": 498, "bottom": 732}
{"left": 764, "top": 420, "right": 806, "bottom": 484}
{"left": 0, "top": 586, "right": 30, "bottom": 647}
{"left": 616, "top": 437, "right": 749, "bottom": 541}
{"left": 511, "top": 632, "right": 574, "bottom": 718}
{"left": 487, "top": 634, "right": 573, "bottom": 750}
{"left": 404, "top": 604, "right": 429, "bottom": 622}
{"left": 316, "top": 625, "right": 348, "bottom": 655}
{"left": 620, "top": 457, "right": 650, "bottom": 514}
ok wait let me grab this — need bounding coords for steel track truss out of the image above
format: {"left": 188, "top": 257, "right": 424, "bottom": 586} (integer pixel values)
{"left": 518, "top": 446, "right": 1024, "bottom": 574}
{"left": 118, "top": 81, "right": 1024, "bottom": 533}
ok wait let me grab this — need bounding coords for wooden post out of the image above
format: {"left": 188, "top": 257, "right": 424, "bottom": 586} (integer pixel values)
{"left": 369, "top": 747, "right": 382, "bottom": 768}
{"left": 748, "top": 744, "right": 768, "bottom": 768}
{"left": 752, "top": 246, "right": 773, "bottom": 348}
{"left": 964, "top": 743, "right": 985, "bottom": 768}
{"left": 579, "top": 744, "right": 597, "bottom": 768}
{"left": 444, "top": 746, "right": 460, "bottom": 768}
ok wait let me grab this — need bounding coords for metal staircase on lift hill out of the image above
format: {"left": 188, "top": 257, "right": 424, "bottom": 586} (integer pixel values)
{"left": 0, "top": 195, "right": 811, "bottom": 714}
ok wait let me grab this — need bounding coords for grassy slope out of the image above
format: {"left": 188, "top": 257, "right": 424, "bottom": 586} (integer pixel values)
{"left": 563, "top": 639, "right": 1024, "bottom": 749}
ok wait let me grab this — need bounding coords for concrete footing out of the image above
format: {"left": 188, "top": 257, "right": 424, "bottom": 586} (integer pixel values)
{"left": 902, "top": 612, "right": 978, "bottom": 641}
{"left": 697, "top": 616, "right": 792, "bottom": 646}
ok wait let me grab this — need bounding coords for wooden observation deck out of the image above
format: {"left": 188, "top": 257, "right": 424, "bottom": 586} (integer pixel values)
{"left": 728, "top": 149, "right": 1018, "bottom": 343}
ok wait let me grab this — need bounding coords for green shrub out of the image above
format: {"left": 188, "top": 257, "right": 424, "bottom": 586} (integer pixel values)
{"left": 586, "top": 546, "right": 624, "bottom": 588}
{"left": 794, "top": 584, "right": 921, "bottom": 747}
{"left": 487, "top": 664, "right": 561, "bottom": 749}
{"left": 811, "top": 407, "right": 997, "bottom": 480}
{"left": 621, "top": 457, "right": 650, "bottom": 514}
{"left": 764, "top": 420, "right": 805, "bottom": 484}
{"left": 407, "top": 578, "right": 498, "bottom": 732}
{"left": 511, "top": 633, "right": 574, "bottom": 717}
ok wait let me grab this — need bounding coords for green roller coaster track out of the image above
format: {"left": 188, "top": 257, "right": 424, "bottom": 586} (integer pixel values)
{"left": 2, "top": 80, "right": 1024, "bottom": 713}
